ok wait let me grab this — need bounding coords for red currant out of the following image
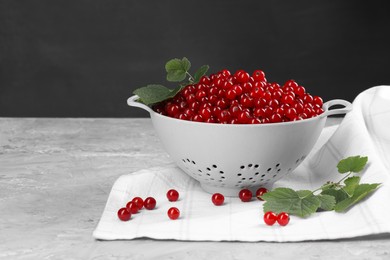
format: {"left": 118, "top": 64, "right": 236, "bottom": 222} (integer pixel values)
{"left": 167, "top": 189, "right": 179, "bottom": 202}
{"left": 132, "top": 197, "right": 144, "bottom": 210}
{"left": 238, "top": 188, "right": 252, "bottom": 202}
{"left": 252, "top": 70, "right": 265, "bottom": 81}
{"left": 144, "top": 197, "right": 156, "bottom": 210}
{"left": 211, "top": 193, "right": 225, "bottom": 206}
{"left": 117, "top": 207, "right": 131, "bottom": 221}
{"left": 277, "top": 212, "right": 290, "bottom": 226}
{"left": 167, "top": 207, "right": 180, "bottom": 220}
{"left": 255, "top": 187, "right": 268, "bottom": 200}
{"left": 263, "top": 211, "right": 277, "bottom": 226}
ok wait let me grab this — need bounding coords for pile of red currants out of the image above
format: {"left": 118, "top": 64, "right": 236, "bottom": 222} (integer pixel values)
{"left": 153, "top": 69, "right": 324, "bottom": 124}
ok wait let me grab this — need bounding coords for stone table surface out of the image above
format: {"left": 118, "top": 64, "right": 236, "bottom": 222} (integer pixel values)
{"left": 1, "top": 117, "right": 389, "bottom": 260}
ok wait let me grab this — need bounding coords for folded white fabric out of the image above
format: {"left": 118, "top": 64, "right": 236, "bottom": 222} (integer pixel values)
{"left": 93, "top": 86, "right": 390, "bottom": 242}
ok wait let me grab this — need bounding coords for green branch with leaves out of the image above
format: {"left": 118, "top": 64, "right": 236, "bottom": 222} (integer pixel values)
{"left": 260, "top": 156, "right": 381, "bottom": 218}
{"left": 133, "top": 57, "right": 209, "bottom": 106}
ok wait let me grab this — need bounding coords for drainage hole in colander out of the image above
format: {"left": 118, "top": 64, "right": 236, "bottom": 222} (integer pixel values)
{"left": 206, "top": 173, "right": 210, "bottom": 176}
{"left": 267, "top": 168, "right": 272, "bottom": 172}
{"left": 273, "top": 174, "right": 277, "bottom": 178}
{"left": 212, "top": 164, "right": 217, "bottom": 168}
{"left": 276, "top": 163, "right": 280, "bottom": 168}
{"left": 277, "top": 169, "right": 281, "bottom": 172}
{"left": 241, "top": 178, "right": 246, "bottom": 180}
{"left": 255, "top": 172, "right": 259, "bottom": 176}
{"left": 240, "top": 165, "right": 245, "bottom": 169}
{"left": 248, "top": 164, "right": 253, "bottom": 167}
{"left": 295, "top": 159, "right": 300, "bottom": 164}
{"left": 192, "top": 160, "right": 196, "bottom": 164}
{"left": 186, "top": 158, "right": 190, "bottom": 162}
{"left": 206, "top": 167, "right": 211, "bottom": 171}
{"left": 198, "top": 169, "right": 202, "bottom": 173}
{"left": 254, "top": 164, "right": 259, "bottom": 168}
{"left": 221, "top": 176, "right": 225, "bottom": 179}
{"left": 219, "top": 171, "right": 224, "bottom": 174}
{"left": 249, "top": 177, "right": 253, "bottom": 180}
{"left": 237, "top": 173, "right": 242, "bottom": 176}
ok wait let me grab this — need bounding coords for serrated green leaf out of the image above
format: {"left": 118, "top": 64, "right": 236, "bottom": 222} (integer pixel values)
{"left": 181, "top": 57, "right": 191, "bottom": 71}
{"left": 317, "top": 194, "right": 336, "bottom": 211}
{"left": 193, "top": 65, "right": 209, "bottom": 83}
{"left": 343, "top": 176, "right": 361, "bottom": 196}
{"left": 133, "top": 84, "right": 182, "bottom": 106}
{"left": 321, "top": 188, "right": 349, "bottom": 204}
{"left": 337, "top": 156, "right": 368, "bottom": 173}
{"left": 165, "top": 57, "right": 191, "bottom": 82}
{"left": 262, "top": 187, "right": 320, "bottom": 218}
{"left": 334, "top": 183, "right": 381, "bottom": 212}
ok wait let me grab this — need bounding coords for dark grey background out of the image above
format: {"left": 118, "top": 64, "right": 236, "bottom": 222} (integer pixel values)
{"left": 1, "top": 0, "right": 389, "bottom": 118}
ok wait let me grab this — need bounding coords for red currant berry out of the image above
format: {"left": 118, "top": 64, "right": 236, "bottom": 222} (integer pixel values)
{"left": 235, "top": 70, "right": 250, "bottom": 83}
{"left": 167, "top": 189, "right": 179, "bottom": 202}
{"left": 211, "top": 193, "right": 225, "bottom": 206}
{"left": 117, "top": 207, "right": 131, "bottom": 221}
{"left": 238, "top": 188, "right": 252, "bottom": 202}
{"left": 126, "top": 201, "right": 139, "bottom": 214}
{"left": 199, "top": 107, "right": 212, "bottom": 120}
{"left": 255, "top": 187, "right": 268, "bottom": 201}
{"left": 313, "top": 96, "right": 323, "bottom": 107}
{"left": 167, "top": 207, "right": 180, "bottom": 220}
{"left": 237, "top": 111, "right": 251, "bottom": 124}
{"left": 284, "top": 79, "right": 298, "bottom": 89}
{"left": 295, "top": 85, "right": 306, "bottom": 97}
{"left": 144, "top": 197, "right": 156, "bottom": 210}
{"left": 225, "top": 89, "right": 237, "bottom": 100}
{"left": 132, "top": 197, "right": 144, "bottom": 210}
{"left": 252, "top": 70, "right": 265, "bottom": 81}
{"left": 277, "top": 212, "right": 290, "bottom": 226}
{"left": 263, "top": 211, "right": 277, "bottom": 226}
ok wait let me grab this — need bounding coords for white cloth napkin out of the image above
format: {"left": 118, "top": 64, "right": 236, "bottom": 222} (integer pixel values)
{"left": 93, "top": 86, "right": 390, "bottom": 242}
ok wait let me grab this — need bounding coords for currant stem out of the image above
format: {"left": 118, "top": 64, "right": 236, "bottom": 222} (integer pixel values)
{"left": 312, "top": 171, "right": 352, "bottom": 195}
{"left": 186, "top": 71, "right": 195, "bottom": 83}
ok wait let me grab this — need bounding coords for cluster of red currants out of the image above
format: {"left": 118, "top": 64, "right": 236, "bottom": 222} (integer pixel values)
{"left": 117, "top": 189, "right": 181, "bottom": 221}
{"left": 153, "top": 69, "right": 324, "bottom": 124}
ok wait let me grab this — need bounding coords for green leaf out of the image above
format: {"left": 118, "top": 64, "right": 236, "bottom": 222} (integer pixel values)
{"left": 262, "top": 188, "right": 321, "bottom": 218}
{"left": 334, "top": 183, "right": 381, "bottom": 212}
{"left": 317, "top": 194, "right": 336, "bottom": 211}
{"left": 343, "top": 176, "right": 361, "bottom": 196}
{"left": 165, "top": 57, "right": 191, "bottom": 82}
{"left": 321, "top": 188, "right": 349, "bottom": 204}
{"left": 193, "top": 65, "right": 209, "bottom": 83}
{"left": 133, "top": 84, "right": 182, "bottom": 106}
{"left": 337, "top": 156, "right": 368, "bottom": 174}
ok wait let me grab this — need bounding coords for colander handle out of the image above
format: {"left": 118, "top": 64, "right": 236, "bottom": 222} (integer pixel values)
{"left": 127, "top": 95, "right": 154, "bottom": 114}
{"left": 321, "top": 99, "right": 352, "bottom": 117}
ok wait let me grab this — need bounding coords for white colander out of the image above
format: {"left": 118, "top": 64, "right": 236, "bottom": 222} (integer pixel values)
{"left": 128, "top": 96, "right": 352, "bottom": 196}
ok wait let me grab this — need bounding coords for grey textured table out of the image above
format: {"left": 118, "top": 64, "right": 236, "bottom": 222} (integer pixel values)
{"left": 1, "top": 118, "right": 389, "bottom": 260}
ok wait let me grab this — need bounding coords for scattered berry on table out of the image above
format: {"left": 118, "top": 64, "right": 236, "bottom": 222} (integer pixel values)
{"left": 167, "top": 207, "right": 180, "bottom": 220}
{"left": 239, "top": 188, "right": 253, "bottom": 202}
{"left": 277, "top": 212, "right": 290, "bottom": 226}
{"left": 126, "top": 201, "right": 139, "bottom": 214}
{"left": 255, "top": 187, "right": 268, "bottom": 201}
{"left": 211, "top": 193, "right": 225, "bottom": 206}
{"left": 167, "top": 189, "right": 179, "bottom": 202}
{"left": 117, "top": 207, "right": 131, "bottom": 221}
{"left": 263, "top": 211, "right": 277, "bottom": 226}
{"left": 144, "top": 197, "right": 157, "bottom": 210}
{"left": 132, "top": 197, "right": 144, "bottom": 210}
